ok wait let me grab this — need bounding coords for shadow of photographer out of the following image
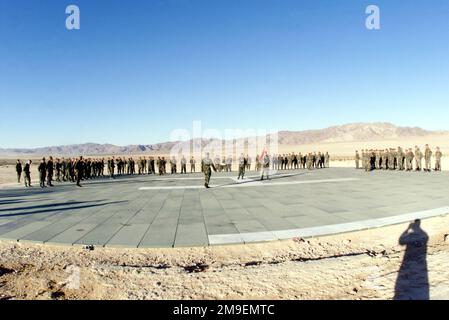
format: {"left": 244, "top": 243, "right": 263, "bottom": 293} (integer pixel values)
{"left": 394, "top": 219, "right": 429, "bottom": 300}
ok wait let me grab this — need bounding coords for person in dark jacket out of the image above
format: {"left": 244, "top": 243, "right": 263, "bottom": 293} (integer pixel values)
{"left": 23, "top": 160, "right": 32, "bottom": 187}
{"left": 46, "top": 156, "right": 54, "bottom": 187}
{"left": 38, "top": 158, "right": 47, "bottom": 188}
{"left": 16, "top": 160, "right": 22, "bottom": 183}
{"left": 75, "top": 156, "right": 84, "bottom": 187}
{"left": 55, "top": 158, "right": 62, "bottom": 182}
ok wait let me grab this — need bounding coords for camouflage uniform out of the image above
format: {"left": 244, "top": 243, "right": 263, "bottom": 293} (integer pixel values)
{"left": 157, "top": 158, "right": 162, "bottom": 175}
{"left": 390, "top": 150, "right": 396, "bottom": 170}
{"left": 260, "top": 154, "right": 270, "bottom": 180}
{"left": 435, "top": 149, "right": 442, "bottom": 171}
{"left": 424, "top": 146, "right": 432, "bottom": 172}
{"left": 381, "top": 150, "right": 387, "bottom": 170}
{"left": 226, "top": 156, "right": 232, "bottom": 172}
{"left": 23, "top": 161, "right": 32, "bottom": 187}
{"left": 237, "top": 155, "right": 245, "bottom": 179}
{"left": 255, "top": 155, "right": 261, "bottom": 171}
{"left": 361, "top": 150, "right": 365, "bottom": 169}
{"left": 180, "top": 156, "right": 187, "bottom": 174}
{"left": 137, "top": 157, "right": 143, "bottom": 175}
{"left": 214, "top": 156, "right": 221, "bottom": 172}
{"left": 387, "top": 150, "right": 394, "bottom": 170}
{"left": 397, "top": 148, "right": 405, "bottom": 171}
{"left": 406, "top": 149, "right": 414, "bottom": 171}
{"left": 364, "top": 151, "right": 371, "bottom": 171}
{"left": 415, "top": 147, "right": 423, "bottom": 171}
{"left": 170, "top": 157, "right": 177, "bottom": 174}
{"left": 190, "top": 157, "right": 196, "bottom": 173}
{"left": 324, "top": 152, "right": 330, "bottom": 168}
{"left": 202, "top": 156, "right": 216, "bottom": 188}
{"left": 306, "top": 153, "right": 313, "bottom": 170}
{"left": 375, "top": 151, "right": 380, "bottom": 169}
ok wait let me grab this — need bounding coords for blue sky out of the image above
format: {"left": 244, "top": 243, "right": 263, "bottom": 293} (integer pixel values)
{"left": 0, "top": 0, "right": 448, "bottom": 148}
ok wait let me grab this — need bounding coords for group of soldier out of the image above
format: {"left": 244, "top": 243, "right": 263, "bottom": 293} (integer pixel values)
{"left": 207, "top": 152, "right": 330, "bottom": 187}
{"left": 355, "top": 145, "right": 443, "bottom": 172}
{"left": 210, "top": 152, "right": 330, "bottom": 172}
{"left": 266, "top": 152, "right": 330, "bottom": 171}
{"left": 16, "top": 157, "right": 88, "bottom": 188}
{"left": 11, "top": 145, "right": 445, "bottom": 190}
{"left": 14, "top": 151, "right": 330, "bottom": 189}
{"left": 15, "top": 156, "right": 160, "bottom": 188}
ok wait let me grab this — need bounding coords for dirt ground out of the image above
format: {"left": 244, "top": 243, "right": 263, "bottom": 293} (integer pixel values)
{"left": 0, "top": 215, "right": 448, "bottom": 300}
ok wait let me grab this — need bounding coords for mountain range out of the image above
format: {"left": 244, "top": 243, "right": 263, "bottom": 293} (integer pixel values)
{"left": 0, "top": 123, "right": 444, "bottom": 157}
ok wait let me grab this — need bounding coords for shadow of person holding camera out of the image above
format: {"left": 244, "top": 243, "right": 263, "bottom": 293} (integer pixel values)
{"left": 394, "top": 219, "right": 429, "bottom": 300}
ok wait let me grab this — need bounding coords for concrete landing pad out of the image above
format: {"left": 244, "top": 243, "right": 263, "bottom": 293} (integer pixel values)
{"left": 0, "top": 168, "right": 448, "bottom": 248}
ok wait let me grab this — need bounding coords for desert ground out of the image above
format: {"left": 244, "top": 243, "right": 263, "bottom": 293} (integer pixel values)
{"left": 0, "top": 215, "right": 448, "bottom": 300}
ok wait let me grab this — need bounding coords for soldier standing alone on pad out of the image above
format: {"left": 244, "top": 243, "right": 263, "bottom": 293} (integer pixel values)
{"left": 202, "top": 153, "right": 217, "bottom": 188}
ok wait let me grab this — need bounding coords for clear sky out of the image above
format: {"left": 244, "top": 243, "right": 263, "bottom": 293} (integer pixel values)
{"left": 1, "top": 0, "right": 448, "bottom": 148}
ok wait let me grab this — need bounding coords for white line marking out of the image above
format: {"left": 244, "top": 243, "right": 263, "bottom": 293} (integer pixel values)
{"left": 151, "top": 176, "right": 232, "bottom": 181}
{"left": 208, "top": 206, "right": 449, "bottom": 245}
{"left": 149, "top": 172, "right": 302, "bottom": 182}
{"left": 140, "top": 185, "right": 217, "bottom": 190}
{"left": 138, "top": 177, "right": 359, "bottom": 190}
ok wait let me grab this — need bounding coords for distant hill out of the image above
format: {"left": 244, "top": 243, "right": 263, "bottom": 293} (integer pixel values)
{"left": 0, "top": 123, "right": 443, "bottom": 157}
{"left": 273, "top": 122, "right": 435, "bottom": 145}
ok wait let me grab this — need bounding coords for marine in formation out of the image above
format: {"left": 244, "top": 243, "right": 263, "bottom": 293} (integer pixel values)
{"left": 355, "top": 145, "right": 443, "bottom": 172}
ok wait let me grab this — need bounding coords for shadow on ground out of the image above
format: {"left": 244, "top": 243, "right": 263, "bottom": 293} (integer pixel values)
{"left": 394, "top": 219, "right": 429, "bottom": 300}
{"left": 0, "top": 200, "right": 127, "bottom": 218}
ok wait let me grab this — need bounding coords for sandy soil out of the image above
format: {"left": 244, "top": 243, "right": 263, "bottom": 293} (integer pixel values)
{"left": 1, "top": 215, "right": 448, "bottom": 300}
